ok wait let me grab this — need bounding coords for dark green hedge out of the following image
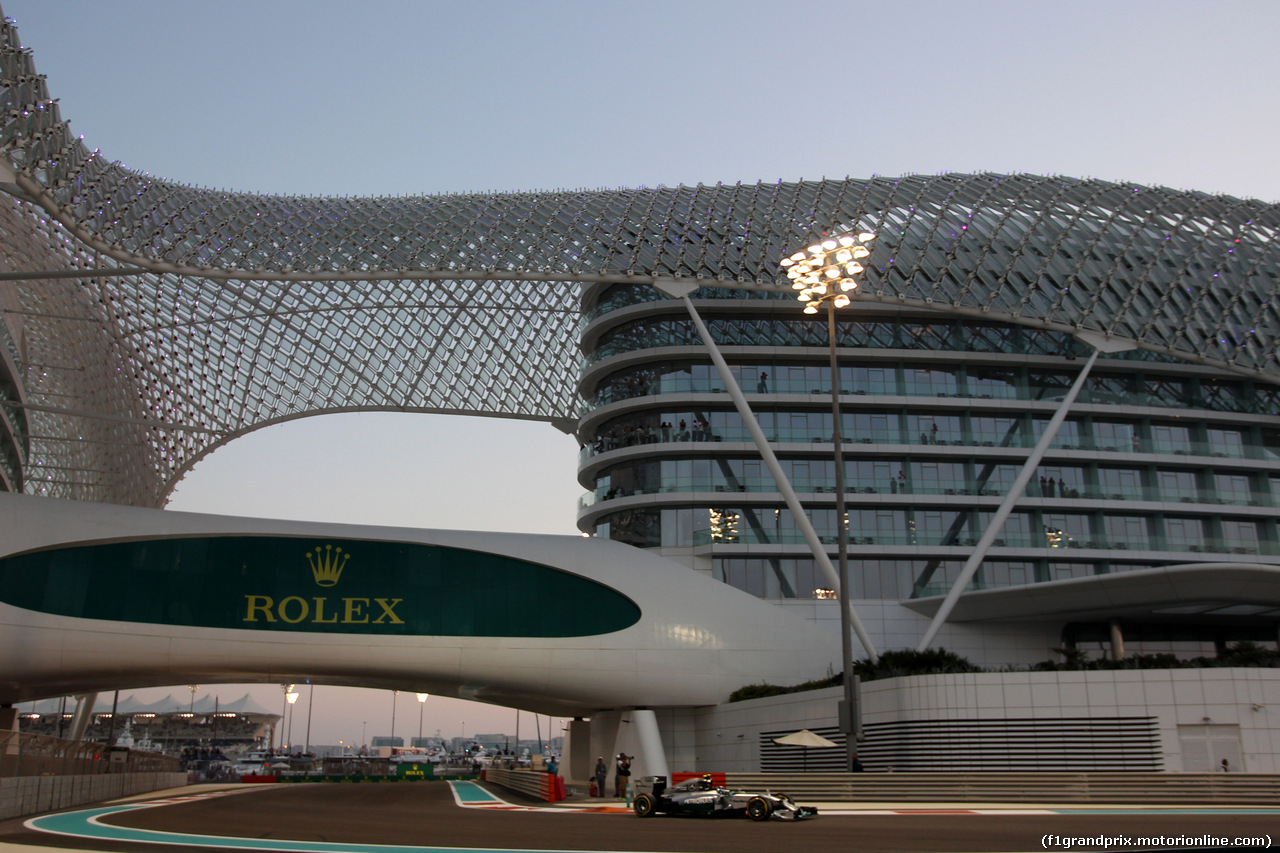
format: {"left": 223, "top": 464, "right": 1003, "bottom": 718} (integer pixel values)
{"left": 729, "top": 643, "right": 1280, "bottom": 702}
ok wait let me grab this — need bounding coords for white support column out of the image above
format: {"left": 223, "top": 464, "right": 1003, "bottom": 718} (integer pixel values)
{"left": 1110, "top": 620, "right": 1126, "bottom": 661}
{"left": 630, "top": 710, "right": 669, "bottom": 782}
{"left": 654, "top": 279, "right": 878, "bottom": 662}
{"left": 69, "top": 692, "right": 98, "bottom": 741}
{"left": 563, "top": 718, "right": 592, "bottom": 784}
{"left": 917, "top": 340, "right": 1125, "bottom": 651}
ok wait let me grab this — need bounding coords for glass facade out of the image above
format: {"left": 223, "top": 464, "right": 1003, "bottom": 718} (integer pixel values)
{"left": 577, "top": 289, "right": 1280, "bottom": 613}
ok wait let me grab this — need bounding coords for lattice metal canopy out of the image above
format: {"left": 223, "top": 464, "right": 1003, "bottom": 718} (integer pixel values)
{"left": 0, "top": 10, "right": 1278, "bottom": 506}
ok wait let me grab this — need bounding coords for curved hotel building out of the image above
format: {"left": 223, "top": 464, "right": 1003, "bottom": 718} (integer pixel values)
{"left": 575, "top": 177, "right": 1280, "bottom": 662}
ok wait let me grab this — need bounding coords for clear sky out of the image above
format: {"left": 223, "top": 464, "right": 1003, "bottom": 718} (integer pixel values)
{"left": 7, "top": 0, "right": 1279, "bottom": 747}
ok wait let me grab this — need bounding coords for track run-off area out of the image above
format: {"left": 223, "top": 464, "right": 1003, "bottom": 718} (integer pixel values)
{"left": 3, "top": 782, "right": 1278, "bottom": 853}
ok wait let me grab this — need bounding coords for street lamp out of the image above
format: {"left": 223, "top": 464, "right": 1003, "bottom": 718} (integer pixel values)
{"left": 390, "top": 689, "right": 398, "bottom": 745}
{"left": 285, "top": 688, "right": 299, "bottom": 753}
{"left": 304, "top": 682, "right": 315, "bottom": 756}
{"left": 416, "top": 693, "right": 429, "bottom": 746}
{"left": 279, "top": 684, "right": 295, "bottom": 752}
{"left": 780, "top": 228, "right": 875, "bottom": 771}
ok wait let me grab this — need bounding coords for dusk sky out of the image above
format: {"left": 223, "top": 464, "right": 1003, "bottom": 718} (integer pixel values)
{"left": 7, "top": 0, "right": 1278, "bottom": 747}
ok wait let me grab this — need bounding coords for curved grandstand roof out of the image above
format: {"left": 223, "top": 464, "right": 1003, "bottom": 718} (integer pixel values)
{"left": 0, "top": 11, "right": 1278, "bottom": 506}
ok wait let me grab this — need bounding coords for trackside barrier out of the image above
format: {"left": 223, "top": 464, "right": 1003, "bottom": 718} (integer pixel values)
{"left": 0, "top": 772, "right": 188, "bottom": 821}
{"left": 673, "top": 772, "right": 726, "bottom": 787}
{"left": 718, "top": 772, "right": 1280, "bottom": 804}
{"left": 482, "top": 768, "right": 565, "bottom": 802}
{"left": 0, "top": 731, "right": 179, "bottom": 777}
{"left": 245, "top": 774, "right": 475, "bottom": 784}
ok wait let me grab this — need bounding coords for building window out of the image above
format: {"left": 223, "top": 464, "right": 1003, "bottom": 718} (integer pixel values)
{"left": 1164, "top": 517, "right": 1205, "bottom": 551}
{"left": 1220, "top": 519, "right": 1260, "bottom": 554}
{"left": 1104, "top": 515, "right": 1149, "bottom": 550}
{"left": 1093, "top": 419, "right": 1139, "bottom": 452}
{"left": 1157, "top": 469, "right": 1199, "bottom": 503}
{"left": 1150, "top": 422, "right": 1193, "bottom": 454}
{"left": 1207, "top": 427, "right": 1246, "bottom": 457}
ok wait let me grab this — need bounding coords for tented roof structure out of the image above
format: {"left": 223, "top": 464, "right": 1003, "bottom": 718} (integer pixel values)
{"left": 28, "top": 692, "right": 275, "bottom": 716}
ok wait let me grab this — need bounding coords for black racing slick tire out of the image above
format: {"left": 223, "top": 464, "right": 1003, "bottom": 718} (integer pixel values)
{"left": 633, "top": 793, "right": 657, "bottom": 817}
{"left": 746, "top": 796, "right": 773, "bottom": 821}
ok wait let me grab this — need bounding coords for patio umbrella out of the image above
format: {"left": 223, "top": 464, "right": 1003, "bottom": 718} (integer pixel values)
{"left": 772, "top": 729, "right": 838, "bottom": 770}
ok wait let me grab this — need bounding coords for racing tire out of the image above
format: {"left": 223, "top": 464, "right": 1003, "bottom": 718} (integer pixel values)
{"left": 746, "top": 796, "right": 773, "bottom": 821}
{"left": 633, "top": 793, "right": 657, "bottom": 818}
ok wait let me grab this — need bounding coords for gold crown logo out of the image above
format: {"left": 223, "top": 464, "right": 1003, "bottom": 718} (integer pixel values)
{"left": 306, "top": 544, "right": 349, "bottom": 587}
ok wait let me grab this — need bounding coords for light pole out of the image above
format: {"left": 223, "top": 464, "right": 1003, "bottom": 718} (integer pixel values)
{"left": 416, "top": 693, "right": 429, "bottom": 746}
{"left": 304, "top": 682, "right": 314, "bottom": 756}
{"left": 278, "top": 684, "right": 294, "bottom": 752}
{"left": 390, "top": 690, "right": 398, "bottom": 745}
{"left": 781, "top": 228, "right": 874, "bottom": 771}
{"left": 285, "top": 688, "right": 299, "bottom": 752}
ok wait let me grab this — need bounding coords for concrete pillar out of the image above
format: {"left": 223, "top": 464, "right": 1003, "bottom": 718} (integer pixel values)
{"left": 70, "top": 693, "right": 98, "bottom": 740}
{"left": 0, "top": 705, "right": 17, "bottom": 732}
{"left": 1109, "top": 620, "right": 1126, "bottom": 661}
{"left": 630, "top": 710, "right": 669, "bottom": 781}
{"left": 601, "top": 709, "right": 669, "bottom": 798}
{"left": 563, "top": 718, "right": 591, "bottom": 783}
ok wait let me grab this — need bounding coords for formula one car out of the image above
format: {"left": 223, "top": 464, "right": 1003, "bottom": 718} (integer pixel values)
{"left": 631, "top": 775, "right": 817, "bottom": 821}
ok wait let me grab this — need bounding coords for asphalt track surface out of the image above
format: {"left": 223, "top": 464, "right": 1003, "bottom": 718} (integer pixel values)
{"left": 2, "top": 782, "right": 1279, "bottom": 853}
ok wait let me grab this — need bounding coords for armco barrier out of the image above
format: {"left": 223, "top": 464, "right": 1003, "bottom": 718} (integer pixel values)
{"left": 250, "top": 774, "right": 475, "bottom": 783}
{"left": 718, "top": 771, "right": 1280, "bottom": 804}
{"left": 672, "top": 772, "right": 725, "bottom": 787}
{"left": 282, "top": 774, "right": 470, "bottom": 783}
{"left": 482, "top": 768, "right": 564, "bottom": 802}
{"left": 0, "top": 771, "right": 188, "bottom": 821}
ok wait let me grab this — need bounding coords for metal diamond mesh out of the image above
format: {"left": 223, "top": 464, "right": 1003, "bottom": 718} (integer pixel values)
{"left": 0, "top": 11, "right": 1278, "bottom": 506}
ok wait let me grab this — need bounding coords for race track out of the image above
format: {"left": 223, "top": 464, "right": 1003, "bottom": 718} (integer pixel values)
{"left": 1, "top": 782, "right": 1277, "bottom": 853}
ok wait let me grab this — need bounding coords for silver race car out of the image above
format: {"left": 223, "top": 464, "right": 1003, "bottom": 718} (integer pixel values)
{"left": 632, "top": 775, "right": 817, "bottom": 821}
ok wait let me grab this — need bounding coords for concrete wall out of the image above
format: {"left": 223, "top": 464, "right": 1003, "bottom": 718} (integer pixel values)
{"left": 662, "top": 668, "right": 1280, "bottom": 773}
{"left": 775, "top": 598, "right": 1070, "bottom": 670}
{"left": 0, "top": 772, "right": 187, "bottom": 821}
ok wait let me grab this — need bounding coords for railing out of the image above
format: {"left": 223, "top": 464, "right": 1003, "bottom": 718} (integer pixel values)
{"left": 686, "top": 528, "right": 1277, "bottom": 556}
{"left": 579, "top": 478, "right": 1276, "bottom": 511}
{"left": 718, "top": 771, "right": 1280, "bottom": 805}
{"left": 579, "top": 427, "right": 1267, "bottom": 464}
{"left": 584, "top": 374, "right": 1273, "bottom": 419}
{"left": 482, "top": 768, "right": 564, "bottom": 801}
{"left": 0, "top": 731, "right": 180, "bottom": 777}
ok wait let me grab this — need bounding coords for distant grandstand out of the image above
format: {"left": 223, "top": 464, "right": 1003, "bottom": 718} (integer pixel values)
{"left": 20, "top": 693, "right": 278, "bottom": 756}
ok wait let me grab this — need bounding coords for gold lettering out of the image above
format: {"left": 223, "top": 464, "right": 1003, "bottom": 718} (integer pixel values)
{"left": 245, "top": 595, "right": 275, "bottom": 623}
{"left": 241, "top": 594, "right": 405, "bottom": 627}
{"left": 278, "top": 595, "right": 309, "bottom": 624}
{"left": 343, "top": 598, "right": 369, "bottom": 623}
{"left": 312, "top": 597, "right": 338, "bottom": 624}
{"left": 373, "top": 598, "right": 404, "bottom": 624}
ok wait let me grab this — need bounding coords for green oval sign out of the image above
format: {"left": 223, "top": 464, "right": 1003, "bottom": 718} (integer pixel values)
{"left": 0, "top": 536, "right": 641, "bottom": 637}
